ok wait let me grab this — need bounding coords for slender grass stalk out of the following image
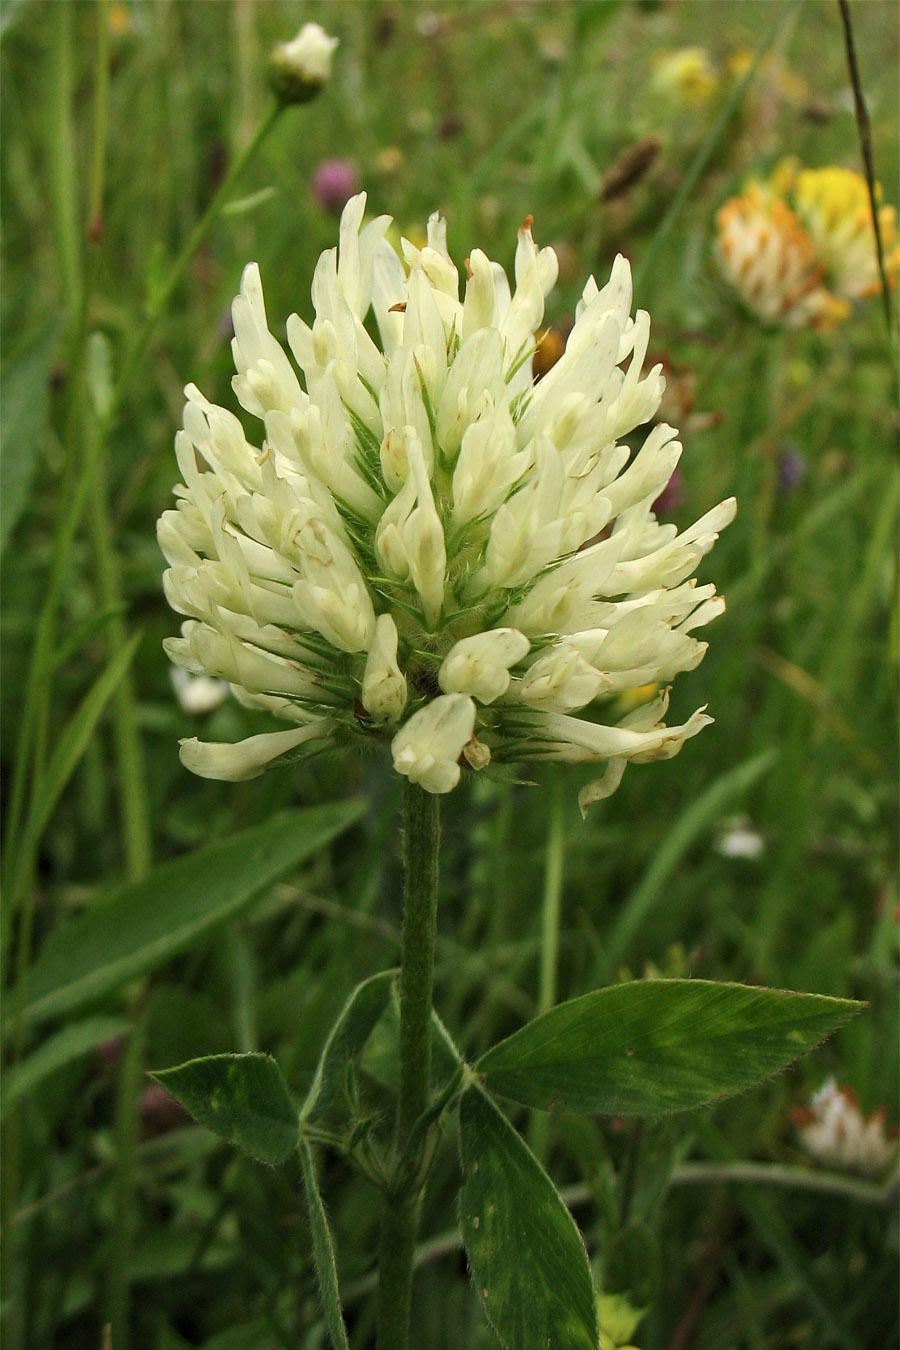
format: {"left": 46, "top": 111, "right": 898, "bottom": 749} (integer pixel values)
{"left": 633, "top": 0, "right": 799, "bottom": 293}
{"left": 80, "top": 0, "right": 151, "bottom": 883}
{"left": 837, "top": 0, "right": 897, "bottom": 366}
{"left": 2, "top": 44, "right": 286, "bottom": 1349}
{"left": 376, "top": 783, "right": 441, "bottom": 1349}
{"left": 1, "top": 95, "right": 285, "bottom": 917}
{"left": 1, "top": 12, "right": 87, "bottom": 1339}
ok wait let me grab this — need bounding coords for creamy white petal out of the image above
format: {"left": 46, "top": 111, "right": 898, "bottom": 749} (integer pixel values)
{"left": 179, "top": 720, "right": 332, "bottom": 781}
{"left": 362, "top": 614, "right": 408, "bottom": 723}
{"left": 391, "top": 694, "right": 476, "bottom": 794}
{"left": 439, "top": 628, "right": 530, "bottom": 704}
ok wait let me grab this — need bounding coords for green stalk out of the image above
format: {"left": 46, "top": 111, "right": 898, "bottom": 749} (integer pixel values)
{"left": 1, "top": 97, "right": 285, "bottom": 913}
{"left": 105, "top": 1006, "right": 146, "bottom": 1350}
{"left": 0, "top": 13, "right": 83, "bottom": 1340}
{"left": 299, "top": 1141, "right": 351, "bottom": 1350}
{"left": 82, "top": 0, "right": 152, "bottom": 883}
{"left": 529, "top": 772, "right": 565, "bottom": 1161}
{"left": 376, "top": 783, "right": 441, "bottom": 1350}
{"left": 837, "top": 0, "right": 897, "bottom": 370}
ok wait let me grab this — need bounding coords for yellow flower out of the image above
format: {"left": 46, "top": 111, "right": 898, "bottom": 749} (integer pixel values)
{"left": 715, "top": 183, "right": 848, "bottom": 329}
{"left": 792, "top": 165, "right": 900, "bottom": 300}
{"left": 650, "top": 47, "right": 718, "bottom": 108}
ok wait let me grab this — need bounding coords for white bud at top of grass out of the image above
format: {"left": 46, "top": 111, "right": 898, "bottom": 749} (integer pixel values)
{"left": 160, "top": 193, "right": 735, "bottom": 806}
{"left": 269, "top": 24, "right": 339, "bottom": 105}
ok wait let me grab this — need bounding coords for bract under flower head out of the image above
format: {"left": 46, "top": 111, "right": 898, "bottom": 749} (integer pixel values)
{"left": 159, "top": 194, "right": 735, "bottom": 809}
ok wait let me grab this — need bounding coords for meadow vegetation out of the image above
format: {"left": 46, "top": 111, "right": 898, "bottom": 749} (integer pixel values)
{"left": 1, "top": 1, "right": 897, "bottom": 1346}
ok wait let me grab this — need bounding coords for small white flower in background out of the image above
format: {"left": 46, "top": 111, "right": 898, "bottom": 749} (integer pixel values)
{"left": 269, "top": 23, "right": 338, "bottom": 105}
{"left": 159, "top": 195, "right": 735, "bottom": 810}
{"left": 170, "top": 666, "right": 228, "bottom": 716}
{"left": 714, "top": 815, "right": 765, "bottom": 860}
{"left": 792, "top": 1079, "right": 898, "bottom": 1177}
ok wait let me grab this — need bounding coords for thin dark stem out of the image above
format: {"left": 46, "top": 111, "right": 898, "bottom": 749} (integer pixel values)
{"left": 376, "top": 782, "right": 441, "bottom": 1349}
{"left": 837, "top": 0, "right": 896, "bottom": 358}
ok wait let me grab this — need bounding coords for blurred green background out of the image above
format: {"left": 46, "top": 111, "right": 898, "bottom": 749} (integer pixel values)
{"left": 1, "top": 1, "right": 897, "bottom": 1347}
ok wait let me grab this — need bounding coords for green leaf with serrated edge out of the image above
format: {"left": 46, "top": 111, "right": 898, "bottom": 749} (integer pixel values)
{"left": 1, "top": 1015, "right": 130, "bottom": 1118}
{"left": 459, "top": 1086, "right": 598, "bottom": 1350}
{"left": 300, "top": 970, "right": 395, "bottom": 1126}
{"left": 152, "top": 1053, "right": 298, "bottom": 1165}
{"left": 21, "top": 801, "right": 364, "bottom": 1027}
{"left": 475, "top": 981, "right": 862, "bottom": 1116}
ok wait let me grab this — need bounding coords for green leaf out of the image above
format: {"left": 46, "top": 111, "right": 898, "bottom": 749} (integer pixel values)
{"left": 10, "top": 632, "right": 141, "bottom": 891}
{"left": 459, "top": 1085, "right": 598, "bottom": 1350}
{"left": 221, "top": 185, "right": 278, "bottom": 217}
{"left": 21, "top": 801, "right": 365, "bottom": 1027}
{"left": 300, "top": 970, "right": 396, "bottom": 1127}
{"left": 0, "top": 316, "right": 63, "bottom": 552}
{"left": 475, "top": 980, "right": 862, "bottom": 1116}
{"left": 0, "top": 1015, "right": 129, "bottom": 1118}
{"left": 152, "top": 1052, "right": 298, "bottom": 1165}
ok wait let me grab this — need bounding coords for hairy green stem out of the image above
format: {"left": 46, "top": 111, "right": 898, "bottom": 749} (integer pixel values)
{"left": 376, "top": 783, "right": 441, "bottom": 1349}
{"left": 529, "top": 772, "right": 565, "bottom": 1161}
{"left": 299, "top": 1141, "right": 351, "bottom": 1350}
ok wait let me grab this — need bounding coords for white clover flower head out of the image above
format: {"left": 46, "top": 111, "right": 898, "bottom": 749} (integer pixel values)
{"left": 792, "top": 1079, "right": 899, "bottom": 1177}
{"left": 159, "top": 195, "right": 735, "bottom": 810}
{"left": 269, "top": 23, "right": 339, "bottom": 105}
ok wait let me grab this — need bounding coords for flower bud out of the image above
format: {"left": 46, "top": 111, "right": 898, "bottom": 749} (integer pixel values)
{"left": 269, "top": 23, "right": 338, "bottom": 106}
{"left": 362, "top": 615, "right": 407, "bottom": 723}
{"left": 439, "top": 628, "right": 530, "bottom": 705}
{"left": 391, "top": 694, "right": 476, "bottom": 794}
{"left": 179, "top": 720, "right": 332, "bottom": 781}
